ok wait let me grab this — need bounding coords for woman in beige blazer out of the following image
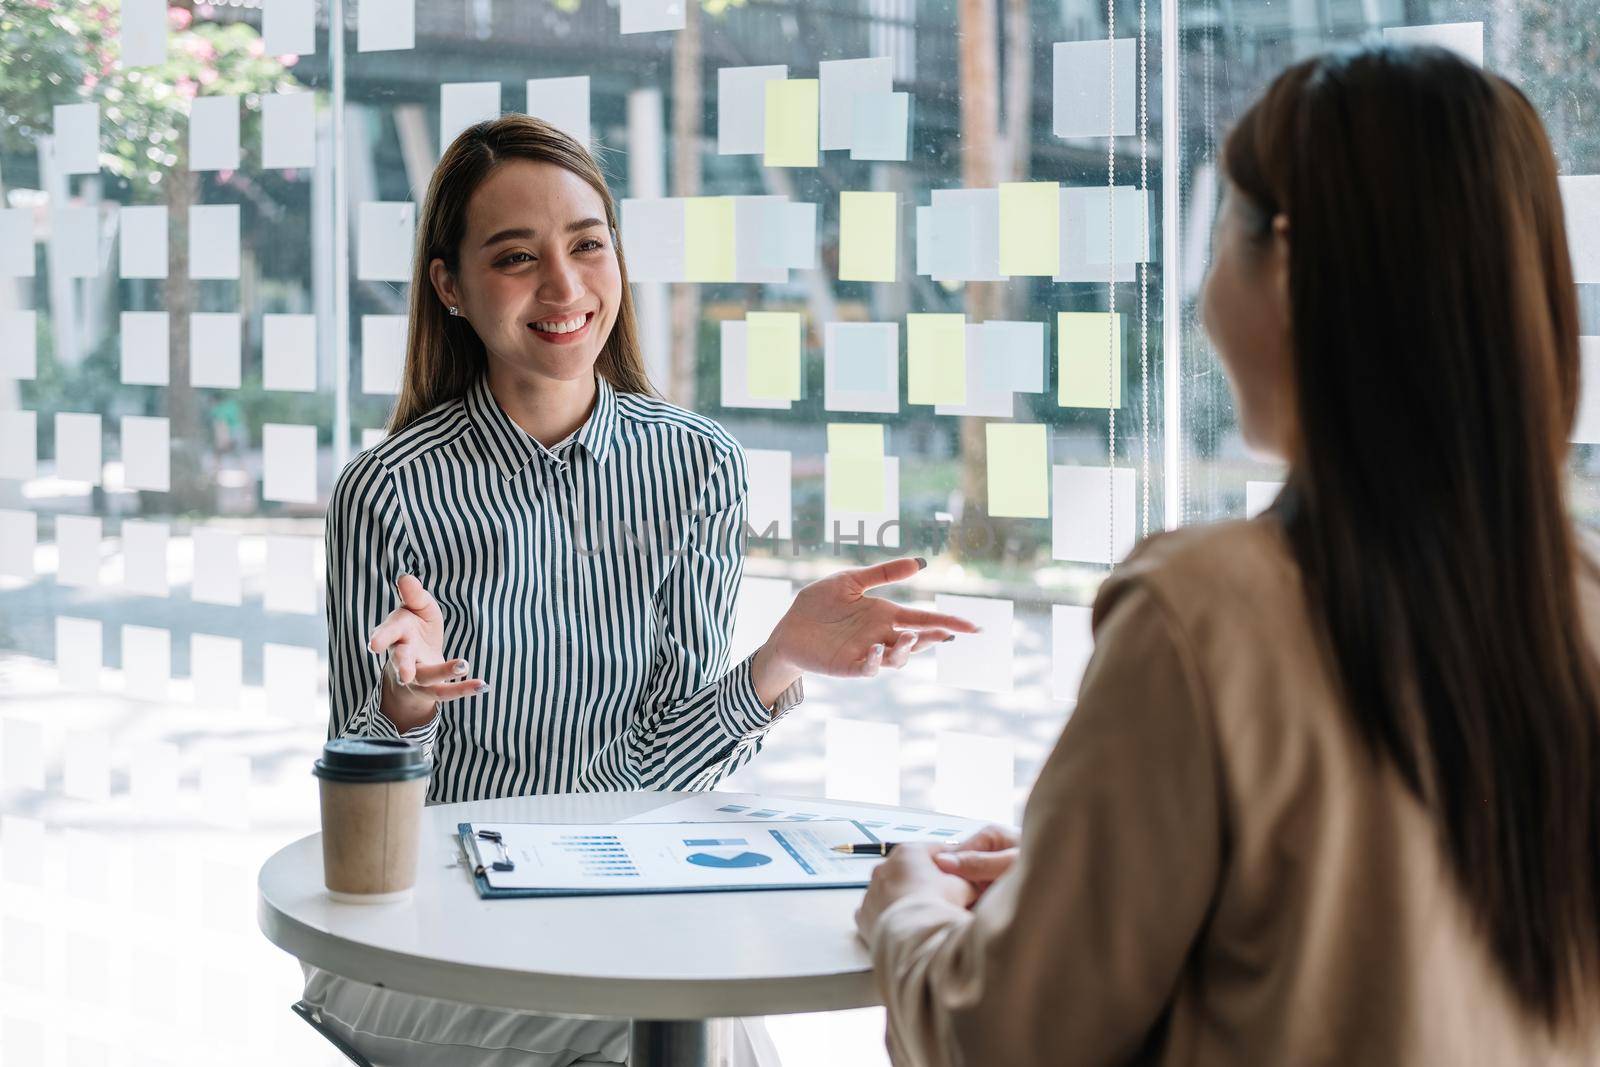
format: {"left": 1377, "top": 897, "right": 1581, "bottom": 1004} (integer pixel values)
{"left": 855, "top": 45, "right": 1600, "bottom": 1066}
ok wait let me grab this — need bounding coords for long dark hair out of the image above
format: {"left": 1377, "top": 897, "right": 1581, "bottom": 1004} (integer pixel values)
{"left": 1225, "top": 46, "right": 1600, "bottom": 1029}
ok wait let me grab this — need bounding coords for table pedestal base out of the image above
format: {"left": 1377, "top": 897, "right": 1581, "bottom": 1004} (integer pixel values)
{"left": 628, "top": 1018, "right": 727, "bottom": 1067}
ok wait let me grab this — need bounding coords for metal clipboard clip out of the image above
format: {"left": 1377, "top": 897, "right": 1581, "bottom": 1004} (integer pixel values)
{"left": 468, "top": 828, "right": 515, "bottom": 876}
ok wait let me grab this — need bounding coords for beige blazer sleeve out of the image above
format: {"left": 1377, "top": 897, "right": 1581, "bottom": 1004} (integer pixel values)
{"left": 867, "top": 571, "right": 1224, "bottom": 1067}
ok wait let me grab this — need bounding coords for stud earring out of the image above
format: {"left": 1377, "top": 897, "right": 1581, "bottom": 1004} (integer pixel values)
{"left": 448, "top": 305, "right": 461, "bottom": 316}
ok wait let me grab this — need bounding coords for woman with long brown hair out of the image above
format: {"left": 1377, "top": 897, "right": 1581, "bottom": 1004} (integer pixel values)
{"left": 855, "top": 45, "right": 1600, "bottom": 1064}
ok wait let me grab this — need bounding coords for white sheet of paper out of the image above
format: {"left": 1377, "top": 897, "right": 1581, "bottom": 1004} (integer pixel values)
{"left": 264, "top": 643, "right": 320, "bottom": 721}
{"left": 357, "top": 201, "right": 416, "bottom": 282}
{"left": 191, "top": 634, "right": 243, "bottom": 709}
{"left": 1, "top": 817, "right": 45, "bottom": 884}
{"left": 0, "top": 310, "right": 35, "bottom": 379}
{"left": 262, "top": 422, "right": 317, "bottom": 503}
{"left": 54, "top": 412, "right": 102, "bottom": 484}
{"left": 121, "top": 623, "right": 171, "bottom": 701}
{"left": 719, "top": 321, "right": 791, "bottom": 410}
{"left": 119, "top": 204, "right": 168, "bottom": 278}
{"left": 620, "top": 0, "right": 685, "bottom": 34}
{"left": 935, "top": 325, "right": 1014, "bottom": 418}
{"left": 1082, "top": 186, "right": 1151, "bottom": 265}
{"left": 1052, "top": 604, "right": 1094, "bottom": 702}
{"left": 0, "top": 208, "right": 34, "bottom": 276}
{"left": 119, "top": 0, "right": 167, "bottom": 67}
{"left": 619, "top": 197, "right": 686, "bottom": 282}
{"left": 199, "top": 754, "right": 250, "bottom": 827}
{"left": 120, "top": 311, "right": 169, "bottom": 385}
{"left": 933, "top": 731, "right": 1016, "bottom": 826}
{"left": 934, "top": 594, "right": 1014, "bottom": 693}
{"left": 441, "top": 82, "right": 501, "bottom": 149}
{"left": 619, "top": 793, "right": 973, "bottom": 845}
{"left": 925, "top": 189, "right": 1004, "bottom": 281}
{"left": 191, "top": 527, "right": 242, "bottom": 606}
{"left": 745, "top": 449, "right": 792, "bottom": 542}
{"left": 262, "top": 90, "right": 316, "bottom": 169}
{"left": 263, "top": 0, "right": 317, "bottom": 55}
{"left": 824, "top": 322, "right": 899, "bottom": 413}
{"left": 129, "top": 742, "right": 180, "bottom": 816}
{"left": 1056, "top": 185, "right": 1135, "bottom": 284}
{"left": 850, "top": 91, "right": 909, "bottom": 161}
{"left": 54, "top": 616, "right": 101, "bottom": 692}
{"left": 1383, "top": 21, "right": 1483, "bottom": 65}
{"left": 1052, "top": 464, "right": 1136, "bottom": 564}
{"left": 1561, "top": 176, "right": 1600, "bottom": 285}
{"left": 263, "top": 313, "right": 317, "bottom": 391}
{"left": 825, "top": 718, "right": 901, "bottom": 806}
{"left": 55, "top": 514, "right": 103, "bottom": 588}
{"left": 360, "top": 314, "right": 406, "bottom": 394}
{"left": 189, "top": 204, "right": 241, "bottom": 279}
{"left": 731, "top": 576, "right": 793, "bottom": 665}
{"left": 526, "top": 76, "right": 591, "bottom": 145}
{"left": 121, "top": 415, "right": 170, "bottom": 493}
{"left": 1053, "top": 38, "right": 1136, "bottom": 138}
{"left": 1574, "top": 337, "right": 1600, "bottom": 444}
{"left": 1, "top": 718, "right": 46, "bottom": 791}
{"left": 121, "top": 519, "right": 170, "bottom": 598}
{"left": 63, "top": 728, "right": 112, "bottom": 803}
{"left": 732, "top": 196, "right": 791, "bottom": 284}
{"left": 51, "top": 205, "right": 101, "bottom": 278}
{"left": 264, "top": 535, "right": 318, "bottom": 614}
{"left": 819, "top": 57, "right": 893, "bottom": 151}
{"left": 824, "top": 455, "right": 900, "bottom": 549}
{"left": 1245, "top": 480, "right": 1284, "bottom": 518}
{"left": 0, "top": 509, "right": 34, "bottom": 579}
{"left": 54, "top": 103, "right": 100, "bottom": 175}
{"left": 358, "top": 0, "right": 415, "bottom": 51}
{"left": 980, "top": 320, "right": 1046, "bottom": 393}
{"left": 784, "top": 201, "right": 818, "bottom": 269}
{"left": 0, "top": 411, "right": 36, "bottom": 480}
{"left": 190, "top": 312, "right": 242, "bottom": 389}
{"left": 718, "top": 66, "right": 788, "bottom": 155}
{"left": 188, "top": 95, "right": 240, "bottom": 172}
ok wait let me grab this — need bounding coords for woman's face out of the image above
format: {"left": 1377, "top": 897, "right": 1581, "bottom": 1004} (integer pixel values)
{"left": 429, "top": 159, "right": 622, "bottom": 385}
{"left": 1200, "top": 184, "right": 1297, "bottom": 461}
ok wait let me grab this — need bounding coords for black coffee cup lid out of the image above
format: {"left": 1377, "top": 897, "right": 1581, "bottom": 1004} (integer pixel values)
{"left": 313, "top": 738, "right": 432, "bottom": 784}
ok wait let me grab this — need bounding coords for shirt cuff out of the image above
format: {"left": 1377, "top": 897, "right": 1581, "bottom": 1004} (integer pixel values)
{"left": 354, "top": 676, "right": 441, "bottom": 750}
{"left": 716, "top": 652, "right": 804, "bottom": 739}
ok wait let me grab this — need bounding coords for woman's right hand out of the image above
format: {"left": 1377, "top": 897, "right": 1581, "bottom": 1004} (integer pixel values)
{"left": 931, "top": 823, "right": 1021, "bottom": 902}
{"left": 367, "top": 574, "right": 487, "bottom": 731}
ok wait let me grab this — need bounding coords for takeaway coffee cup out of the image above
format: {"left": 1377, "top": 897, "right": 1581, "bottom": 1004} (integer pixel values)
{"left": 313, "top": 738, "right": 431, "bottom": 904}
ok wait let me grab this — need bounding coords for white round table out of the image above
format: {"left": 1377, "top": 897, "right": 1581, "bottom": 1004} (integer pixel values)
{"left": 257, "top": 790, "right": 983, "bottom": 1066}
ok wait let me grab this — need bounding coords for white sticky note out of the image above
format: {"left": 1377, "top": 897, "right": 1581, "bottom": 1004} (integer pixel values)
{"left": 262, "top": 91, "right": 316, "bottom": 169}
{"left": 121, "top": 519, "right": 170, "bottom": 598}
{"left": 1, "top": 817, "right": 45, "bottom": 884}
{"left": 191, "top": 312, "right": 242, "bottom": 389}
{"left": 825, "top": 718, "right": 901, "bottom": 806}
{"left": 1573, "top": 337, "right": 1600, "bottom": 444}
{"left": 358, "top": 201, "right": 416, "bottom": 282}
{"left": 0, "top": 208, "right": 33, "bottom": 277}
{"left": 934, "top": 594, "right": 1014, "bottom": 693}
{"left": 263, "top": 422, "right": 318, "bottom": 503}
{"left": 784, "top": 201, "right": 818, "bottom": 269}
{"left": 121, "top": 623, "right": 171, "bottom": 701}
{"left": 191, "top": 527, "right": 242, "bottom": 606}
{"left": 120, "top": 311, "right": 169, "bottom": 385}
{"left": 926, "top": 188, "right": 1004, "bottom": 281}
{"left": 1052, "top": 464, "right": 1136, "bottom": 564}
{"left": 189, "top": 204, "right": 241, "bottom": 279}
{"left": 51, "top": 205, "right": 101, "bottom": 278}
{"left": 0, "top": 411, "right": 37, "bottom": 480}
{"left": 129, "top": 742, "right": 180, "bottom": 816}
{"left": 263, "top": 313, "right": 317, "bottom": 391}
{"left": 358, "top": 0, "right": 415, "bottom": 51}
{"left": 191, "top": 634, "right": 243, "bottom": 710}
{"left": 264, "top": 535, "right": 318, "bottom": 614}
{"left": 745, "top": 449, "right": 792, "bottom": 542}
{"left": 121, "top": 415, "right": 170, "bottom": 492}
{"left": 718, "top": 66, "right": 788, "bottom": 155}
{"left": 621, "top": 0, "right": 684, "bottom": 34}
{"left": 1082, "top": 186, "right": 1151, "bottom": 265}
{"left": 63, "top": 729, "right": 112, "bottom": 803}
{"left": 55, "top": 514, "right": 103, "bottom": 588}
{"left": 2, "top": 720, "right": 45, "bottom": 792}
{"left": 733, "top": 196, "right": 792, "bottom": 284}
{"left": 441, "top": 81, "right": 501, "bottom": 149}
{"left": 118, "top": 204, "right": 167, "bottom": 278}
{"left": 934, "top": 325, "right": 1014, "bottom": 418}
{"left": 263, "top": 0, "right": 317, "bottom": 55}
{"left": 1052, "top": 604, "right": 1094, "bottom": 703}
{"left": 119, "top": 0, "right": 167, "bottom": 67}
{"left": 1561, "top": 176, "right": 1600, "bottom": 285}
{"left": 850, "top": 91, "right": 909, "bottom": 162}
{"left": 1245, "top": 480, "right": 1284, "bottom": 518}
{"left": 526, "top": 76, "right": 591, "bottom": 145}
{"left": 731, "top": 576, "right": 793, "bottom": 665}
{"left": 824, "top": 455, "right": 900, "bottom": 550}
{"left": 1053, "top": 38, "right": 1137, "bottom": 139}
{"left": 361, "top": 427, "right": 388, "bottom": 451}
{"left": 824, "top": 322, "right": 899, "bottom": 413}
{"left": 981, "top": 320, "right": 1046, "bottom": 393}
{"left": 619, "top": 197, "right": 686, "bottom": 282}
{"left": 361, "top": 314, "right": 406, "bottom": 394}
{"left": 55, "top": 616, "right": 102, "bottom": 692}
{"left": 933, "top": 731, "right": 1015, "bottom": 826}
{"left": 0, "top": 311, "right": 36, "bottom": 379}
{"left": 199, "top": 754, "right": 251, "bottom": 827}
{"left": 54, "top": 103, "right": 100, "bottom": 174}
{"left": 1383, "top": 21, "right": 1484, "bottom": 65}
{"left": 719, "top": 321, "right": 791, "bottom": 410}
{"left": 188, "top": 95, "right": 240, "bottom": 172}
{"left": 0, "top": 509, "right": 35, "bottom": 579}
{"left": 264, "top": 643, "right": 321, "bottom": 720}
{"left": 819, "top": 57, "right": 893, "bottom": 151}
{"left": 54, "top": 412, "right": 102, "bottom": 484}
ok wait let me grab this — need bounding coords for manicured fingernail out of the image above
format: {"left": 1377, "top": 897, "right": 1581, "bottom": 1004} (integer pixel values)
{"left": 943, "top": 635, "right": 955, "bottom": 642}
{"left": 455, "top": 660, "right": 469, "bottom": 672}
{"left": 475, "top": 683, "right": 491, "bottom": 693}
{"left": 914, "top": 556, "right": 927, "bottom": 570}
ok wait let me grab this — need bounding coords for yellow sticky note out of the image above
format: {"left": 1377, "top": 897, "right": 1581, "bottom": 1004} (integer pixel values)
{"left": 827, "top": 423, "right": 886, "bottom": 512}
{"left": 1057, "top": 311, "right": 1122, "bottom": 408}
{"left": 907, "top": 313, "right": 966, "bottom": 405}
{"left": 746, "top": 311, "right": 803, "bottom": 400}
{"left": 985, "top": 423, "right": 1049, "bottom": 518}
{"left": 839, "top": 191, "right": 897, "bottom": 282}
{"left": 684, "top": 197, "right": 736, "bottom": 282}
{"left": 764, "top": 79, "right": 820, "bottom": 167}
{"left": 999, "top": 182, "right": 1060, "bottom": 276}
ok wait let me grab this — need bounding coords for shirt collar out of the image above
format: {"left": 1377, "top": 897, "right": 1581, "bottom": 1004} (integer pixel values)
{"left": 465, "top": 372, "right": 617, "bottom": 480}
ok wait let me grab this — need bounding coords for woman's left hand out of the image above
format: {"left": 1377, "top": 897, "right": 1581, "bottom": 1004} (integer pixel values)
{"left": 855, "top": 844, "right": 977, "bottom": 941}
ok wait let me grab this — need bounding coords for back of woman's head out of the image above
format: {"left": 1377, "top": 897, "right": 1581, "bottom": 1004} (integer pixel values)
{"left": 1224, "top": 46, "right": 1600, "bottom": 1031}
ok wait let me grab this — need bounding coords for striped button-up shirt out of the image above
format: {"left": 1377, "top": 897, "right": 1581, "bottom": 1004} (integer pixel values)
{"left": 324, "top": 371, "right": 803, "bottom": 802}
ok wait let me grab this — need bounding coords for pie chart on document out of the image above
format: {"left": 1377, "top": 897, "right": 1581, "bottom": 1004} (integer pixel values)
{"left": 685, "top": 851, "right": 773, "bottom": 869}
